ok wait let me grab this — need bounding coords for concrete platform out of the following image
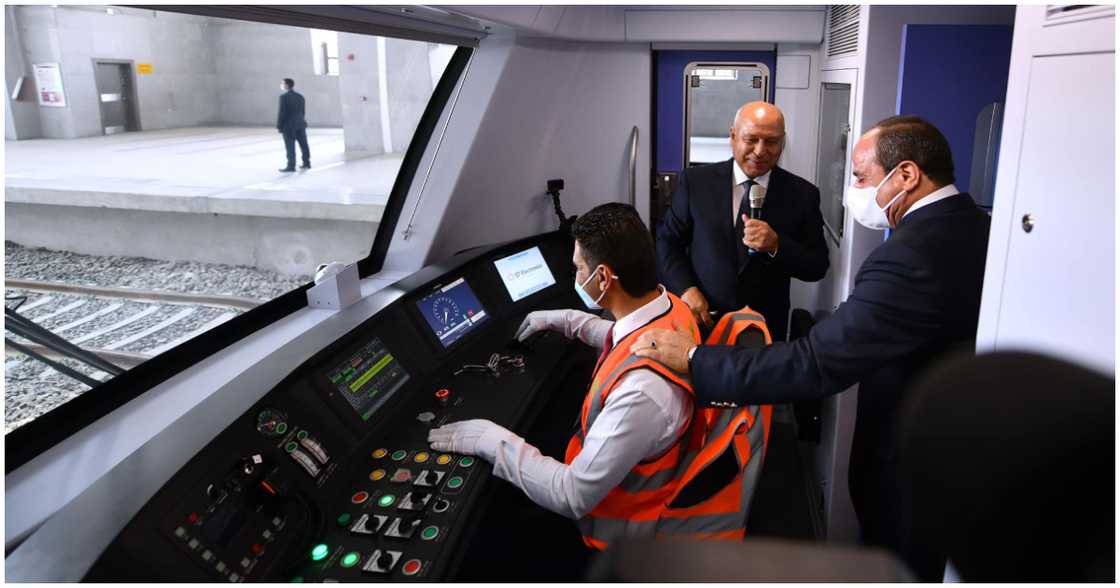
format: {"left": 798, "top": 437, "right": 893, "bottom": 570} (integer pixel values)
{"left": 4, "top": 127, "right": 405, "bottom": 275}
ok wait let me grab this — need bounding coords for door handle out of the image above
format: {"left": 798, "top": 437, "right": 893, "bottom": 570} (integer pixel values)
{"left": 1021, "top": 213, "right": 1034, "bottom": 233}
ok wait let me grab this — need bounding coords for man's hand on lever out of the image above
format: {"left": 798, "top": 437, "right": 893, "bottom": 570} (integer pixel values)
{"left": 514, "top": 310, "right": 569, "bottom": 342}
{"left": 427, "top": 419, "right": 510, "bottom": 463}
{"left": 680, "top": 287, "right": 713, "bottom": 327}
{"left": 632, "top": 327, "right": 696, "bottom": 374}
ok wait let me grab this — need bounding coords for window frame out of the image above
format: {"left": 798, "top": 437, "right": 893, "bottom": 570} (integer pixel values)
{"left": 4, "top": 16, "right": 474, "bottom": 472}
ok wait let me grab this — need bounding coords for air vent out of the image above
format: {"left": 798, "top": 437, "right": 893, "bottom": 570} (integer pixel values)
{"left": 1045, "top": 4, "right": 1113, "bottom": 22}
{"left": 827, "top": 5, "right": 860, "bottom": 58}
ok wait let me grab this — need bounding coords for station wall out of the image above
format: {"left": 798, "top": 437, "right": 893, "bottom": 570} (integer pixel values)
{"left": 4, "top": 6, "right": 440, "bottom": 144}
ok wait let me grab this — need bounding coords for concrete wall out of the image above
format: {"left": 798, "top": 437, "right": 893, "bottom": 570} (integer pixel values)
{"left": 8, "top": 6, "right": 347, "bottom": 139}
{"left": 5, "top": 7, "right": 43, "bottom": 140}
{"left": 337, "top": 35, "right": 439, "bottom": 158}
{"left": 6, "top": 202, "right": 374, "bottom": 276}
{"left": 210, "top": 19, "right": 342, "bottom": 128}
{"left": 13, "top": 5, "right": 221, "bottom": 138}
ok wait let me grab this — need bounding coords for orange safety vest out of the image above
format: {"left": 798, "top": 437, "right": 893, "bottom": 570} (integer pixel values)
{"left": 564, "top": 301, "right": 772, "bottom": 549}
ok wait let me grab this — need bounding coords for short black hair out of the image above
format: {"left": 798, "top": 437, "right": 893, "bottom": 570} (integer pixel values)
{"left": 571, "top": 203, "right": 657, "bottom": 298}
{"left": 872, "top": 115, "right": 955, "bottom": 186}
{"left": 283, "top": 78, "right": 295, "bottom": 88}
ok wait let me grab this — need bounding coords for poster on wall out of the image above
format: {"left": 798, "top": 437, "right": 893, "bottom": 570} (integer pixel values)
{"left": 33, "top": 63, "right": 66, "bottom": 107}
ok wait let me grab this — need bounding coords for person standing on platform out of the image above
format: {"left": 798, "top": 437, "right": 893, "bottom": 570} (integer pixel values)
{"left": 277, "top": 78, "right": 310, "bottom": 172}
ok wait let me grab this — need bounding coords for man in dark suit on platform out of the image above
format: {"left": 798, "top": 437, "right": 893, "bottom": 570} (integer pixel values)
{"left": 634, "top": 116, "right": 991, "bottom": 580}
{"left": 277, "top": 78, "right": 310, "bottom": 172}
{"left": 656, "top": 101, "right": 829, "bottom": 342}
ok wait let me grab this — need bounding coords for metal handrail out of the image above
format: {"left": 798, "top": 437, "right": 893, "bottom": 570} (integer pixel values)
{"left": 628, "top": 125, "right": 639, "bottom": 206}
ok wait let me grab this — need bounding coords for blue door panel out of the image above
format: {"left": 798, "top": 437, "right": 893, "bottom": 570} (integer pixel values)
{"left": 655, "top": 50, "right": 777, "bottom": 174}
{"left": 896, "top": 25, "right": 1014, "bottom": 194}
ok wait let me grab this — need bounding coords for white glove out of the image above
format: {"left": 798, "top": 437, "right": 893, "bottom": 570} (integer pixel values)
{"left": 514, "top": 310, "right": 570, "bottom": 341}
{"left": 427, "top": 419, "right": 510, "bottom": 463}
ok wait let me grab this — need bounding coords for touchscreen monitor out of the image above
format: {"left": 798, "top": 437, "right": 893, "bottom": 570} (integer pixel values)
{"left": 416, "top": 277, "right": 489, "bottom": 348}
{"left": 325, "top": 337, "right": 410, "bottom": 422}
{"left": 493, "top": 246, "right": 556, "bottom": 302}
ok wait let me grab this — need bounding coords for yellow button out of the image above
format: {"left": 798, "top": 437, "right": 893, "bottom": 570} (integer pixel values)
{"left": 372, "top": 448, "right": 388, "bottom": 459}
{"left": 369, "top": 469, "right": 386, "bottom": 481}
{"left": 436, "top": 454, "right": 452, "bottom": 465}
{"left": 413, "top": 452, "right": 430, "bottom": 463}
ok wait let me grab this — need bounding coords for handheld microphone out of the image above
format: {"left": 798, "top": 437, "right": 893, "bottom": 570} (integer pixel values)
{"left": 748, "top": 183, "right": 766, "bottom": 220}
{"left": 747, "top": 183, "right": 766, "bottom": 254}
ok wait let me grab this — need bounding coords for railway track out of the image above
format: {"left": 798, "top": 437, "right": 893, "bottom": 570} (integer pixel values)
{"left": 5, "top": 279, "right": 266, "bottom": 373}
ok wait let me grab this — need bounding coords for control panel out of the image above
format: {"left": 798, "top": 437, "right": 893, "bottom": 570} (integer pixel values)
{"left": 85, "top": 233, "right": 594, "bottom": 582}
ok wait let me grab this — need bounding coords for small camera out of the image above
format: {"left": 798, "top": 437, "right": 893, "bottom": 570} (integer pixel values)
{"left": 546, "top": 179, "right": 564, "bottom": 193}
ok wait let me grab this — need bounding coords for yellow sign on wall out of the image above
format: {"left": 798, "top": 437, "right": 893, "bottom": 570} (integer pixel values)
{"left": 137, "top": 63, "right": 153, "bottom": 75}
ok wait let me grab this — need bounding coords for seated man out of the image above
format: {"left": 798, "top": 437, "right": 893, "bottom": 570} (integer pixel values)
{"left": 427, "top": 202, "right": 701, "bottom": 549}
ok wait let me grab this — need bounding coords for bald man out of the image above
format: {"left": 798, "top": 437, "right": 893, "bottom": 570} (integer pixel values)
{"left": 656, "top": 102, "right": 829, "bottom": 342}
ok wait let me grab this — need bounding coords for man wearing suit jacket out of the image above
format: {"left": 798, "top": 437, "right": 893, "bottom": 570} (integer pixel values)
{"left": 277, "top": 78, "right": 310, "bottom": 172}
{"left": 634, "top": 116, "right": 991, "bottom": 580}
{"left": 656, "top": 101, "right": 829, "bottom": 342}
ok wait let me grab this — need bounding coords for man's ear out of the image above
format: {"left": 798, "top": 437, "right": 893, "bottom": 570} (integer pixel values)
{"left": 898, "top": 160, "right": 922, "bottom": 191}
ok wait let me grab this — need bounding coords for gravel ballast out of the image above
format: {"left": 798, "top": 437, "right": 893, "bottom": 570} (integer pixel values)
{"left": 5, "top": 242, "right": 313, "bottom": 434}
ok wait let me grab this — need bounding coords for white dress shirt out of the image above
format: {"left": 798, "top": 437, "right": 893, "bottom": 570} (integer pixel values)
{"left": 903, "top": 183, "right": 959, "bottom": 219}
{"left": 485, "top": 288, "right": 692, "bottom": 519}
{"left": 732, "top": 160, "right": 777, "bottom": 257}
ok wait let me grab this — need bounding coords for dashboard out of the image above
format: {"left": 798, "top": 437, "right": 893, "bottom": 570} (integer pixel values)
{"left": 82, "top": 231, "right": 593, "bottom": 582}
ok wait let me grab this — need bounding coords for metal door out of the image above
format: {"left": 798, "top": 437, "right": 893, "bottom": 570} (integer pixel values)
{"left": 651, "top": 49, "right": 776, "bottom": 235}
{"left": 95, "top": 62, "right": 137, "bottom": 135}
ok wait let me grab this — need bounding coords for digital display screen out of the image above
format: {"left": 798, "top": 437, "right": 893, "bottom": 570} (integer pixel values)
{"left": 416, "top": 277, "right": 489, "bottom": 348}
{"left": 493, "top": 246, "right": 556, "bottom": 302}
{"left": 326, "top": 337, "right": 410, "bottom": 422}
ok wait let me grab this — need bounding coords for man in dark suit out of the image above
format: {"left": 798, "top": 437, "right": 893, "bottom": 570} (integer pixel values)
{"left": 634, "top": 116, "right": 991, "bottom": 580}
{"left": 277, "top": 77, "right": 310, "bottom": 172}
{"left": 656, "top": 101, "right": 829, "bottom": 342}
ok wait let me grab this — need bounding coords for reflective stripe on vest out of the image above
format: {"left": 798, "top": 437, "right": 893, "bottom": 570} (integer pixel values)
{"left": 566, "top": 301, "right": 774, "bottom": 549}
{"left": 564, "top": 293, "right": 700, "bottom": 548}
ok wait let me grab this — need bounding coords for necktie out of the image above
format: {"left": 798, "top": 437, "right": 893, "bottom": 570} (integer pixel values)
{"left": 735, "top": 179, "right": 756, "bottom": 266}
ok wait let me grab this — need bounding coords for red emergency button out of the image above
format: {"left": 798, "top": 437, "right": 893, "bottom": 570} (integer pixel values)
{"left": 402, "top": 559, "right": 422, "bottom": 576}
{"left": 251, "top": 543, "right": 263, "bottom": 556}
{"left": 351, "top": 491, "right": 370, "bottom": 504}
{"left": 186, "top": 512, "right": 200, "bottom": 525}
{"left": 435, "top": 388, "right": 450, "bottom": 405}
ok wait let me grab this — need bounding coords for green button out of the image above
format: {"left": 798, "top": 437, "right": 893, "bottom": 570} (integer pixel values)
{"left": 459, "top": 456, "right": 475, "bottom": 467}
{"left": 276, "top": 422, "right": 288, "bottom": 434}
{"left": 447, "top": 476, "right": 463, "bottom": 489}
{"left": 341, "top": 551, "right": 361, "bottom": 568}
{"left": 291, "top": 577, "right": 304, "bottom": 583}
{"left": 421, "top": 525, "right": 439, "bottom": 541}
{"left": 336, "top": 513, "right": 352, "bottom": 527}
{"left": 310, "top": 543, "right": 330, "bottom": 561}
{"left": 391, "top": 450, "right": 408, "bottom": 461}
{"left": 296, "top": 430, "right": 308, "bottom": 441}
{"left": 378, "top": 494, "right": 396, "bottom": 507}
{"left": 285, "top": 441, "right": 298, "bottom": 453}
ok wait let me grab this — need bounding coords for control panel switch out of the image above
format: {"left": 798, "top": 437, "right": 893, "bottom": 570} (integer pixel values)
{"left": 413, "top": 470, "right": 445, "bottom": 488}
{"left": 362, "top": 549, "right": 402, "bottom": 574}
{"left": 298, "top": 436, "right": 330, "bottom": 465}
{"left": 349, "top": 513, "right": 388, "bottom": 535}
{"left": 288, "top": 448, "right": 320, "bottom": 477}
{"left": 399, "top": 491, "right": 432, "bottom": 512}
{"left": 384, "top": 516, "right": 421, "bottom": 540}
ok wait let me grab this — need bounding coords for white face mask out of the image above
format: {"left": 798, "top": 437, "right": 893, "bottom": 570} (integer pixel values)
{"left": 280, "top": 84, "right": 288, "bottom": 92}
{"left": 574, "top": 266, "right": 614, "bottom": 310}
{"left": 845, "top": 165, "right": 906, "bottom": 230}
